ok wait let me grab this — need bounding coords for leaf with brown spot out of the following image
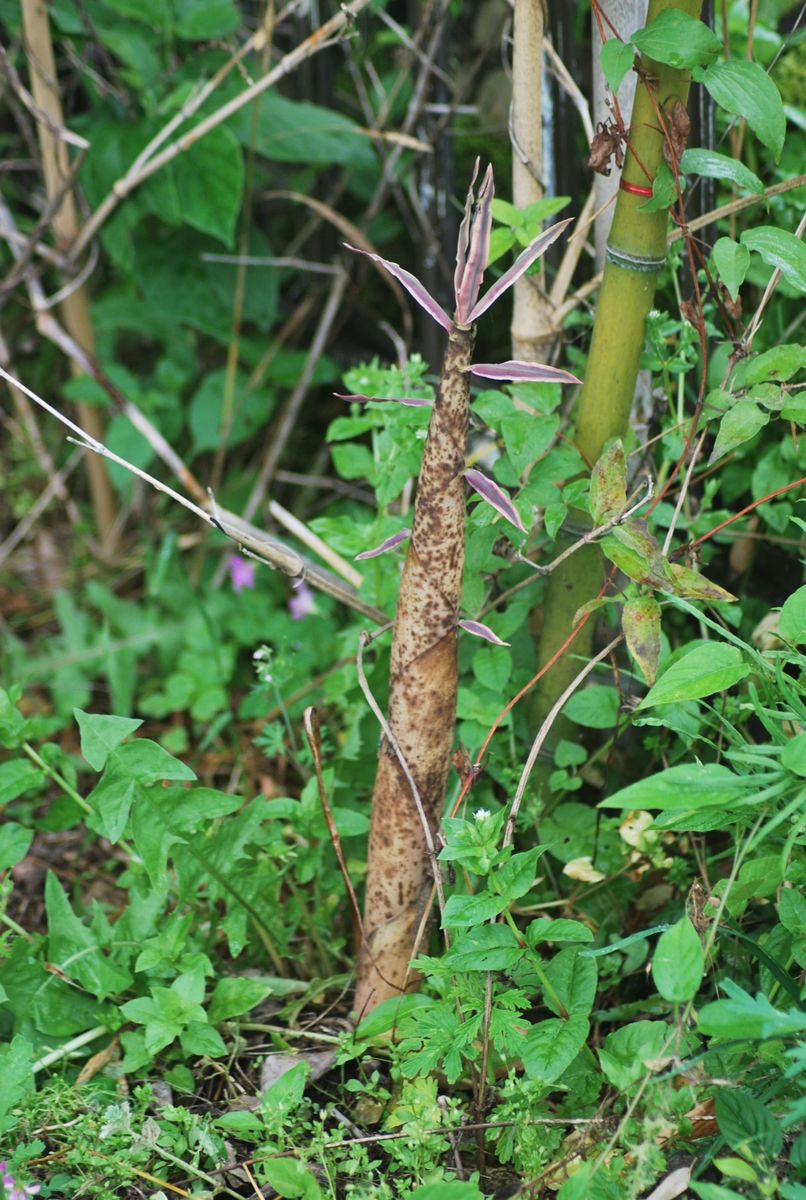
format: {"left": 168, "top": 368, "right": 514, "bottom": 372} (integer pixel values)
{"left": 590, "top": 440, "right": 628, "bottom": 524}
{"left": 622, "top": 595, "right": 662, "bottom": 685}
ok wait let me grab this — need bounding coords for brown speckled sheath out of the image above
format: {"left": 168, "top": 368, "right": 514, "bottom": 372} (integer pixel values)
{"left": 354, "top": 326, "right": 474, "bottom": 1016}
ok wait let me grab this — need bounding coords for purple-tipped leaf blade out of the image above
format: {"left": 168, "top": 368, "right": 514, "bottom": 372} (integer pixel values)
{"left": 465, "top": 468, "right": 527, "bottom": 533}
{"left": 454, "top": 156, "right": 481, "bottom": 302}
{"left": 467, "top": 217, "right": 573, "bottom": 323}
{"left": 355, "top": 528, "right": 411, "bottom": 560}
{"left": 458, "top": 619, "right": 511, "bottom": 647}
{"left": 343, "top": 243, "right": 452, "bottom": 332}
{"left": 336, "top": 393, "right": 432, "bottom": 408}
{"left": 455, "top": 164, "right": 494, "bottom": 325}
{"left": 469, "top": 361, "right": 582, "bottom": 386}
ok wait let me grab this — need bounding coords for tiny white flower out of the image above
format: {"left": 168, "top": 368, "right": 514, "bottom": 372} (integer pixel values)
{"left": 473, "top": 808, "right": 491, "bottom": 821}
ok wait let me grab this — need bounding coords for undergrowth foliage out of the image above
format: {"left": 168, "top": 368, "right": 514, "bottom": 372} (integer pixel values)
{"left": 0, "top": 1, "right": 805, "bottom": 1198}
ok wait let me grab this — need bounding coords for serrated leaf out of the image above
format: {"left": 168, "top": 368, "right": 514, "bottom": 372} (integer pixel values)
{"left": 638, "top": 643, "right": 749, "bottom": 708}
{"left": 622, "top": 595, "right": 661, "bottom": 685}
{"left": 446, "top": 925, "right": 522, "bottom": 972}
{"left": 600, "top": 38, "right": 634, "bottom": 92}
{"left": 632, "top": 9, "right": 721, "bottom": 69}
{"left": 441, "top": 891, "right": 507, "bottom": 928}
{"left": 544, "top": 948, "right": 597, "bottom": 1017}
{"left": 700, "top": 60, "right": 786, "bottom": 159}
{"left": 709, "top": 399, "right": 769, "bottom": 464}
{"left": 652, "top": 917, "right": 704, "bottom": 1003}
{"left": 712, "top": 237, "right": 751, "bottom": 303}
{"left": 590, "top": 440, "right": 627, "bottom": 523}
{"left": 680, "top": 149, "right": 763, "bottom": 195}
{"left": 741, "top": 225, "right": 806, "bottom": 293}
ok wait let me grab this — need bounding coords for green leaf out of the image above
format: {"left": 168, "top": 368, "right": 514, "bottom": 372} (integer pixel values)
{"left": 599, "top": 1020, "right": 669, "bottom": 1089}
{"left": 637, "top": 643, "right": 749, "bottom": 708}
{"left": 700, "top": 60, "right": 786, "bottom": 159}
{"left": 622, "top": 595, "right": 661, "bottom": 686}
{"left": 355, "top": 994, "right": 433, "bottom": 1041}
{"left": 690, "top": 1184, "right": 744, "bottom": 1200}
{"left": 410, "top": 1183, "right": 484, "bottom": 1200}
{"left": 716, "top": 1088, "right": 783, "bottom": 1159}
{"left": 667, "top": 563, "right": 736, "bottom": 603}
{"left": 565, "top": 686, "right": 620, "bottom": 729}
{"left": 543, "top": 948, "right": 597, "bottom": 1017}
{"left": 526, "top": 918, "right": 594, "bottom": 947}
{"left": 45, "top": 872, "right": 132, "bottom": 1000}
{"left": 446, "top": 925, "right": 522, "bottom": 972}
{"left": 180, "top": 1020, "right": 227, "bottom": 1057}
{"left": 782, "top": 732, "right": 806, "bottom": 777}
{"left": 712, "top": 237, "right": 751, "bottom": 302}
{"left": 0, "top": 1035, "right": 34, "bottom": 1135}
{"left": 441, "top": 891, "right": 507, "bottom": 928}
{"left": 697, "top": 979, "right": 806, "bottom": 1039}
{"left": 599, "top": 763, "right": 752, "bottom": 811}
{"left": 589, "top": 440, "right": 627, "bottom": 523}
{"left": 600, "top": 39, "right": 634, "bottom": 92}
{"left": 0, "top": 822, "right": 33, "bottom": 871}
{"left": 500, "top": 411, "right": 558, "bottom": 475}
{"left": 173, "top": 127, "right": 244, "bottom": 246}
{"left": 681, "top": 149, "right": 763, "bottom": 195}
{"left": 778, "top": 889, "right": 806, "bottom": 935}
{"left": 652, "top": 917, "right": 704, "bottom": 1003}
{"left": 779, "top": 585, "right": 806, "bottom": 643}
{"left": 262, "top": 1158, "right": 323, "bottom": 1200}
{"left": 743, "top": 343, "right": 806, "bottom": 385}
{"left": 522, "top": 1014, "right": 589, "bottom": 1083}
{"left": 638, "top": 160, "right": 678, "bottom": 212}
{"left": 495, "top": 846, "right": 544, "bottom": 903}
{"left": 0, "top": 759, "right": 40, "bottom": 805}
{"left": 600, "top": 519, "right": 670, "bottom": 588}
{"left": 231, "top": 92, "right": 374, "bottom": 169}
{"left": 633, "top": 9, "right": 721, "bottom": 69}
{"left": 74, "top": 709, "right": 142, "bottom": 771}
{"left": 174, "top": 0, "right": 240, "bottom": 39}
{"left": 741, "top": 226, "right": 806, "bottom": 294}
{"left": 709, "top": 399, "right": 769, "bottom": 464}
{"left": 113, "top": 740, "right": 196, "bottom": 786}
{"left": 208, "top": 976, "right": 278, "bottom": 1023}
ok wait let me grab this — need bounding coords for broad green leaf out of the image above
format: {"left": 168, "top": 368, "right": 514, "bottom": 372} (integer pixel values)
{"left": 262, "top": 1158, "right": 323, "bottom": 1200}
{"left": 712, "top": 237, "right": 751, "bottom": 303}
{"left": 231, "top": 92, "right": 375, "bottom": 169}
{"left": 208, "top": 976, "right": 281, "bottom": 1023}
{"left": 410, "top": 1183, "right": 484, "bottom": 1200}
{"left": 744, "top": 343, "right": 806, "bottom": 385}
{"left": 0, "top": 1035, "right": 34, "bottom": 1134}
{"left": 0, "top": 822, "right": 33, "bottom": 871}
{"left": 681, "top": 149, "right": 763, "bottom": 195}
{"left": 262, "top": 1060, "right": 310, "bottom": 1117}
{"left": 355, "top": 994, "right": 432, "bottom": 1041}
{"left": 700, "top": 60, "right": 786, "bottom": 158}
{"left": 45, "top": 872, "right": 132, "bottom": 1000}
{"left": 522, "top": 1014, "right": 589, "bottom": 1083}
{"left": 526, "top": 918, "right": 594, "bottom": 947}
{"left": 637, "top": 643, "right": 749, "bottom": 708}
{"left": 741, "top": 226, "right": 806, "bottom": 293}
{"left": 113, "top": 740, "right": 196, "bottom": 785}
{"left": 495, "top": 846, "right": 544, "bottom": 903}
{"left": 667, "top": 563, "right": 736, "bottom": 603}
{"left": 180, "top": 1021, "right": 227, "bottom": 1057}
{"left": 74, "top": 709, "right": 142, "bottom": 771}
{"left": 565, "top": 686, "right": 620, "bottom": 729}
{"left": 652, "top": 917, "right": 704, "bottom": 1003}
{"left": 779, "top": 585, "right": 806, "bottom": 643}
{"left": 543, "top": 948, "right": 597, "bottom": 1017}
{"left": 716, "top": 1089, "right": 783, "bottom": 1159}
{"left": 441, "top": 891, "right": 507, "bottom": 927}
{"left": 782, "top": 732, "right": 806, "bottom": 777}
{"left": 622, "top": 595, "right": 661, "bottom": 685}
{"left": 600, "top": 38, "right": 634, "bottom": 92}
{"left": 639, "top": 160, "right": 677, "bottom": 212}
{"left": 778, "top": 889, "right": 806, "bottom": 935}
{"left": 599, "top": 763, "right": 752, "bottom": 811}
{"left": 600, "top": 519, "right": 670, "bottom": 588}
{"left": 173, "top": 127, "right": 244, "bottom": 246}
{"left": 589, "top": 440, "right": 627, "bottom": 523}
{"left": 87, "top": 766, "right": 137, "bottom": 844}
{"left": 599, "top": 1020, "right": 669, "bottom": 1089}
{"left": 633, "top": 10, "right": 721, "bottom": 69}
{"left": 697, "top": 979, "right": 806, "bottom": 1039}
{"left": 446, "top": 925, "right": 522, "bottom": 972}
{"left": 690, "top": 1184, "right": 744, "bottom": 1200}
{"left": 174, "top": 0, "right": 240, "bottom": 39}
{"left": 0, "top": 758, "right": 40, "bottom": 805}
{"left": 500, "top": 411, "right": 558, "bottom": 475}
{"left": 709, "top": 399, "right": 769, "bottom": 464}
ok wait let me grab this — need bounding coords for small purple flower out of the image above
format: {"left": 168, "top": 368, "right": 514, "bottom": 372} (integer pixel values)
{"left": 229, "top": 555, "right": 256, "bottom": 593}
{"left": 289, "top": 579, "right": 315, "bottom": 621}
{"left": 0, "top": 1163, "right": 40, "bottom": 1199}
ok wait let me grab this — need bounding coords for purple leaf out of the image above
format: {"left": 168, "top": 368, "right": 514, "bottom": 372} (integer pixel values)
{"left": 453, "top": 157, "right": 481, "bottom": 307}
{"left": 343, "top": 243, "right": 453, "bottom": 332}
{"left": 355, "top": 528, "right": 411, "bottom": 560}
{"left": 465, "top": 468, "right": 527, "bottom": 533}
{"left": 455, "top": 163, "right": 494, "bottom": 325}
{"left": 458, "top": 619, "right": 511, "bottom": 647}
{"left": 469, "top": 360, "right": 582, "bottom": 385}
{"left": 335, "top": 393, "right": 432, "bottom": 408}
{"left": 468, "top": 218, "right": 573, "bottom": 322}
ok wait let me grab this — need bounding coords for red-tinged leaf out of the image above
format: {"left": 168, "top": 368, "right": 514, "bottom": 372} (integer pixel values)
{"left": 455, "top": 164, "right": 495, "bottom": 325}
{"left": 590, "top": 440, "right": 628, "bottom": 524}
{"left": 454, "top": 157, "right": 481, "bottom": 306}
{"left": 465, "top": 468, "right": 527, "bottom": 532}
{"left": 355, "top": 529, "right": 411, "bottom": 560}
{"left": 335, "top": 393, "right": 432, "bottom": 408}
{"left": 468, "top": 218, "right": 573, "bottom": 322}
{"left": 458, "top": 619, "right": 511, "bottom": 646}
{"left": 468, "top": 360, "right": 582, "bottom": 386}
{"left": 343, "top": 243, "right": 452, "bottom": 331}
{"left": 667, "top": 563, "right": 736, "bottom": 603}
{"left": 622, "top": 595, "right": 662, "bottom": 686}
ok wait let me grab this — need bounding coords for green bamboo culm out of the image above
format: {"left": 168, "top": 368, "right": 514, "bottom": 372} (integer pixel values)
{"left": 531, "top": 0, "right": 703, "bottom": 763}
